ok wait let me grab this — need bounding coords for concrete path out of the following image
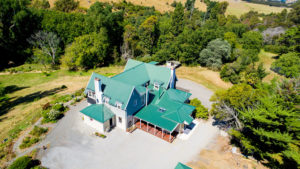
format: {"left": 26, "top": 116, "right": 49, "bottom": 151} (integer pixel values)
{"left": 38, "top": 79, "right": 219, "bottom": 169}
{"left": 177, "top": 79, "right": 214, "bottom": 109}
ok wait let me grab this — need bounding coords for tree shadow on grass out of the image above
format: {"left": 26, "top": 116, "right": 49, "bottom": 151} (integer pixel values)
{"left": 0, "top": 87, "right": 65, "bottom": 116}
{"left": 4, "top": 85, "right": 29, "bottom": 95}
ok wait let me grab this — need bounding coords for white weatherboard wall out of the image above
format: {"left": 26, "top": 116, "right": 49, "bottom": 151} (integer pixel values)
{"left": 82, "top": 114, "right": 105, "bottom": 133}
{"left": 105, "top": 103, "right": 127, "bottom": 131}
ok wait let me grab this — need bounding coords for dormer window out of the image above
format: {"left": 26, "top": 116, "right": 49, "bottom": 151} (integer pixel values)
{"left": 153, "top": 81, "right": 163, "bottom": 90}
{"left": 154, "top": 83, "right": 159, "bottom": 90}
{"left": 88, "top": 91, "right": 95, "bottom": 99}
{"left": 115, "top": 101, "right": 122, "bottom": 109}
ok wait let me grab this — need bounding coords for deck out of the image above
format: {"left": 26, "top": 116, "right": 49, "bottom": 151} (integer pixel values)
{"left": 135, "top": 121, "right": 177, "bottom": 143}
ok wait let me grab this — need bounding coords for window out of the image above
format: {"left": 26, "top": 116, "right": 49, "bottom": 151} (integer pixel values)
{"left": 118, "top": 117, "right": 122, "bottom": 123}
{"left": 115, "top": 101, "right": 122, "bottom": 109}
{"left": 96, "top": 99, "right": 99, "bottom": 103}
{"left": 104, "top": 97, "right": 110, "bottom": 104}
{"left": 128, "top": 121, "right": 132, "bottom": 127}
{"left": 134, "top": 100, "right": 137, "bottom": 106}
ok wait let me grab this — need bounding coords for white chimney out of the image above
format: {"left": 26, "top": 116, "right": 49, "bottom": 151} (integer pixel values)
{"left": 94, "top": 78, "right": 103, "bottom": 104}
{"left": 170, "top": 67, "right": 176, "bottom": 89}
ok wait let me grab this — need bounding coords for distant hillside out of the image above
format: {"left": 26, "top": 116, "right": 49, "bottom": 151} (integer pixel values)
{"left": 49, "top": 0, "right": 289, "bottom": 16}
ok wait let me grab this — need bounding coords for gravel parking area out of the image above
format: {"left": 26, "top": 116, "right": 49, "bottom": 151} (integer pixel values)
{"left": 39, "top": 79, "right": 219, "bottom": 169}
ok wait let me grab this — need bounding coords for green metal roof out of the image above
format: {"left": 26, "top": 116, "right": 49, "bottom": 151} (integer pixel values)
{"left": 166, "top": 88, "right": 191, "bottom": 102}
{"left": 135, "top": 104, "right": 178, "bottom": 131}
{"left": 85, "top": 72, "right": 134, "bottom": 109}
{"left": 124, "top": 59, "right": 143, "bottom": 71}
{"left": 113, "top": 59, "right": 171, "bottom": 89}
{"left": 148, "top": 61, "right": 159, "bottom": 65}
{"left": 174, "top": 162, "right": 192, "bottom": 169}
{"left": 135, "top": 86, "right": 195, "bottom": 131}
{"left": 80, "top": 104, "right": 114, "bottom": 123}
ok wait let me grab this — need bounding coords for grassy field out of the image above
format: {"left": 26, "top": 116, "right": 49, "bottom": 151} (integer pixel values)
{"left": 0, "top": 66, "right": 123, "bottom": 165}
{"left": 176, "top": 66, "right": 232, "bottom": 91}
{"left": 259, "top": 50, "right": 285, "bottom": 82}
{"left": 48, "top": 0, "right": 288, "bottom": 17}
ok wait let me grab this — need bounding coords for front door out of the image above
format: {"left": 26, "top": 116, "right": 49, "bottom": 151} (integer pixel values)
{"left": 109, "top": 118, "right": 113, "bottom": 126}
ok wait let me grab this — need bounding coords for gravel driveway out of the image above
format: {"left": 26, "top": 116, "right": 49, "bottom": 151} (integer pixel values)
{"left": 39, "top": 79, "right": 219, "bottom": 169}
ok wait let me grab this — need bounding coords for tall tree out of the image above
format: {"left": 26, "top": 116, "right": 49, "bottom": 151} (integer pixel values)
{"left": 138, "top": 15, "right": 158, "bottom": 55}
{"left": 28, "top": 31, "right": 60, "bottom": 65}
{"left": 0, "top": 0, "right": 40, "bottom": 69}
{"left": 61, "top": 30, "right": 109, "bottom": 70}
{"left": 171, "top": 2, "right": 184, "bottom": 36}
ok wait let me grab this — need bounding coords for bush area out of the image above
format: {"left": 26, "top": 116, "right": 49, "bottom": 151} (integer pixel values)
{"left": 19, "top": 137, "right": 40, "bottom": 149}
{"left": 29, "top": 126, "right": 48, "bottom": 137}
{"left": 8, "top": 156, "right": 45, "bottom": 169}
{"left": 210, "top": 79, "right": 300, "bottom": 168}
{"left": 189, "top": 98, "right": 209, "bottom": 120}
{"left": 19, "top": 126, "right": 48, "bottom": 149}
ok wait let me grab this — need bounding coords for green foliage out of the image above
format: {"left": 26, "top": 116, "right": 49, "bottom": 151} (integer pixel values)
{"left": 224, "top": 32, "right": 238, "bottom": 49}
{"left": 241, "top": 31, "right": 263, "bottom": 54}
{"left": 62, "top": 31, "right": 109, "bottom": 70}
{"left": 288, "top": 0, "right": 300, "bottom": 25}
{"left": 277, "top": 26, "right": 300, "bottom": 53}
{"left": 19, "top": 136, "right": 40, "bottom": 149}
{"left": 199, "top": 38, "right": 231, "bottom": 70}
{"left": 0, "top": 0, "right": 40, "bottom": 69}
{"left": 240, "top": 11, "right": 261, "bottom": 29}
{"left": 8, "top": 156, "right": 34, "bottom": 169}
{"left": 211, "top": 83, "right": 265, "bottom": 116}
{"left": 212, "top": 79, "right": 300, "bottom": 168}
{"left": 271, "top": 52, "right": 300, "bottom": 78}
{"left": 29, "top": 126, "right": 48, "bottom": 137}
{"left": 171, "top": 2, "right": 184, "bottom": 36}
{"left": 31, "top": 0, "right": 50, "bottom": 9}
{"left": 31, "top": 48, "right": 51, "bottom": 68}
{"left": 138, "top": 15, "right": 158, "bottom": 55}
{"left": 54, "top": 0, "right": 79, "bottom": 12}
{"left": 190, "top": 98, "right": 209, "bottom": 119}
{"left": 52, "top": 103, "right": 65, "bottom": 112}
{"left": 234, "top": 96, "right": 300, "bottom": 168}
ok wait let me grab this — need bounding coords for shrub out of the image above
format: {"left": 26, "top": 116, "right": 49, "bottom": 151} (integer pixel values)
{"left": 19, "top": 137, "right": 40, "bottom": 149}
{"left": 199, "top": 38, "right": 232, "bottom": 70}
{"left": 95, "top": 132, "right": 106, "bottom": 138}
{"left": 29, "top": 126, "right": 48, "bottom": 137}
{"left": 8, "top": 156, "right": 33, "bottom": 169}
{"left": 47, "top": 109, "right": 62, "bottom": 121}
{"left": 74, "top": 88, "right": 84, "bottom": 96}
{"left": 264, "top": 45, "right": 288, "bottom": 54}
{"left": 42, "top": 102, "right": 51, "bottom": 110}
{"left": 61, "top": 85, "right": 67, "bottom": 89}
{"left": 271, "top": 52, "right": 300, "bottom": 78}
{"left": 189, "top": 98, "right": 209, "bottom": 119}
{"left": 52, "top": 103, "right": 64, "bottom": 112}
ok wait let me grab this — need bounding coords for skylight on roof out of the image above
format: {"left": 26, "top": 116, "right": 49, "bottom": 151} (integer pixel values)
{"left": 158, "top": 107, "right": 166, "bottom": 113}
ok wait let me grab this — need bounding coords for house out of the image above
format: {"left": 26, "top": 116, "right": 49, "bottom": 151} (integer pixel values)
{"left": 80, "top": 59, "right": 195, "bottom": 142}
{"left": 174, "top": 162, "right": 192, "bottom": 169}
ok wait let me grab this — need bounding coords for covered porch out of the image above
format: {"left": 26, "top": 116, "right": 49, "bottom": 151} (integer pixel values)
{"left": 134, "top": 117, "right": 178, "bottom": 143}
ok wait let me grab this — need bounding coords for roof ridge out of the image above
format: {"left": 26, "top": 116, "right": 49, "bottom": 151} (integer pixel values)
{"left": 93, "top": 72, "right": 135, "bottom": 89}
{"left": 112, "top": 60, "right": 144, "bottom": 79}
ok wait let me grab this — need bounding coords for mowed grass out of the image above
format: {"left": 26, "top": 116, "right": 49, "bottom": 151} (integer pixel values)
{"left": 177, "top": 66, "right": 232, "bottom": 91}
{"left": 0, "top": 66, "right": 123, "bottom": 153}
{"left": 48, "top": 0, "right": 288, "bottom": 17}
